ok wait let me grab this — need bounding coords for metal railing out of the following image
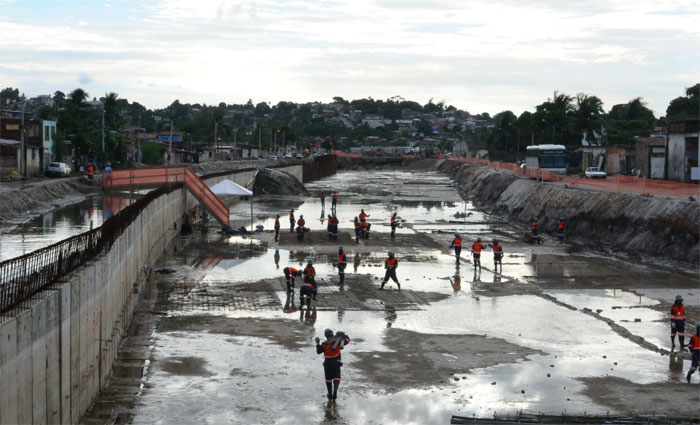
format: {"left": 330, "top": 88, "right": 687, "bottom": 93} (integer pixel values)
{"left": 0, "top": 185, "right": 180, "bottom": 314}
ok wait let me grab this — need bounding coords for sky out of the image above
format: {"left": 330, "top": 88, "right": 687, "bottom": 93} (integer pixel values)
{"left": 1, "top": 0, "right": 699, "bottom": 116}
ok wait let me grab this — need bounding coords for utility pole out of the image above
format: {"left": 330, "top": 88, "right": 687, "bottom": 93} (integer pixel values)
{"left": 274, "top": 131, "right": 277, "bottom": 155}
{"left": 233, "top": 128, "right": 238, "bottom": 160}
{"left": 214, "top": 121, "right": 218, "bottom": 149}
{"left": 258, "top": 127, "right": 261, "bottom": 157}
{"left": 168, "top": 120, "right": 173, "bottom": 165}
{"left": 20, "top": 102, "right": 26, "bottom": 177}
{"left": 101, "top": 108, "right": 105, "bottom": 163}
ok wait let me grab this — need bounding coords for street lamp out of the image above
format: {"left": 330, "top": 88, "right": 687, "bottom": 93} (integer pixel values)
{"left": 590, "top": 112, "right": 609, "bottom": 172}
{"left": 541, "top": 119, "right": 556, "bottom": 144}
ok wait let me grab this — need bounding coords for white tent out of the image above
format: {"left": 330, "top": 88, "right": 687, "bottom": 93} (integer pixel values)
{"left": 211, "top": 179, "right": 253, "bottom": 196}
{"left": 210, "top": 179, "right": 254, "bottom": 230}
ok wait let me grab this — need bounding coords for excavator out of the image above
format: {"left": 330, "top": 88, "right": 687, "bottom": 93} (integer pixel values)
{"left": 311, "top": 136, "right": 334, "bottom": 154}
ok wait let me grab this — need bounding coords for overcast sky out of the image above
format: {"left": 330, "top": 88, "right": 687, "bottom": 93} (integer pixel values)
{"left": 1, "top": 0, "right": 698, "bottom": 116}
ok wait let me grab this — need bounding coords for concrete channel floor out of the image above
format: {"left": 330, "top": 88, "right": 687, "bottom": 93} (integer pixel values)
{"left": 84, "top": 170, "right": 700, "bottom": 424}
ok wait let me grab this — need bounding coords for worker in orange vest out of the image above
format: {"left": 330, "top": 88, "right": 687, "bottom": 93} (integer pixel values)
{"left": 289, "top": 209, "right": 296, "bottom": 232}
{"left": 687, "top": 321, "right": 700, "bottom": 383}
{"left": 353, "top": 217, "right": 361, "bottom": 243}
{"left": 283, "top": 266, "right": 301, "bottom": 294}
{"left": 556, "top": 217, "right": 567, "bottom": 241}
{"left": 489, "top": 239, "right": 503, "bottom": 272}
{"left": 298, "top": 215, "right": 305, "bottom": 227}
{"left": 301, "top": 259, "right": 316, "bottom": 308}
{"left": 359, "top": 209, "right": 369, "bottom": 221}
{"left": 450, "top": 233, "right": 462, "bottom": 262}
{"left": 670, "top": 295, "right": 686, "bottom": 351}
{"left": 320, "top": 192, "right": 326, "bottom": 209}
{"left": 332, "top": 192, "right": 338, "bottom": 211}
{"left": 390, "top": 212, "right": 398, "bottom": 237}
{"left": 336, "top": 246, "right": 347, "bottom": 285}
{"left": 274, "top": 214, "right": 281, "bottom": 242}
{"left": 315, "top": 329, "right": 351, "bottom": 400}
{"left": 380, "top": 251, "right": 400, "bottom": 290}
{"left": 471, "top": 237, "right": 483, "bottom": 268}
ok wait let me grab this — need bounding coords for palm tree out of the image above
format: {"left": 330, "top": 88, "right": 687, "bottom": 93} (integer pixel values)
{"left": 68, "top": 88, "right": 88, "bottom": 109}
{"left": 103, "top": 92, "right": 119, "bottom": 127}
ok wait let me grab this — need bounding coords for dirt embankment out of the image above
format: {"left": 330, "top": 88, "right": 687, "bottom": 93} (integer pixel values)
{"left": 439, "top": 161, "right": 700, "bottom": 266}
{"left": 0, "top": 177, "right": 99, "bottom": 224}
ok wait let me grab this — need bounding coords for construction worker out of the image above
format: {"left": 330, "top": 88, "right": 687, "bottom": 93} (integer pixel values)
{"left": 303, "top": 259, "right": 317, "bottom": 301}
{"left": 490, "top": 239, "right": 503, "bottom": 271}
{"left": 296, "top": 224, "right": 309, "bottom": 241}
{"left": 360, "top": 218, "right": 371, "bottom": 239}
{"left": 298, "top": 215, "right": 305, "bottom": 228}
{"left": 450, "top": 233, "right": 462, "bottom": 262}
{"left": 353, "top": 217, "right": 361, "bottom": 243}
{"left": 359, "top": 209, "right": 369, "bottom": 221}
{"left": 274, "top": 214, "right": 281, "bottom": 242}
{"left": 289, "top": 209, "right": 296, "bottom": 232}
{"left": 327, "top": 214, "right": 334, "bottom": 240}
{"left": 390, "top": 212, "right": 398, "bottom": 237}
{"left": 283, "top": 266, "right": 302, "bottom": 294}
{"left": 472, "top": 237, "right": 483, "bottom": 268}
{"left": 320, "top": 192, "right": 326, "bottom": 208}
{"left": 337, "top": 246, "right": 347, "bottom": 285}
{"left": 556, "top": 217, "right": 567, "bottom": 241}
{"left": 687, "top": 321, "right": 700, "bottom": 383}
{"left": 380, "top": 251, "right": 400, "bottom": 290}
{"left": 332, "top": 192, "right": 338, "bottom": 211}
{"left": 315, "top": 329, "right": 351, "bottom": 401}
{"left": 330, "top": 214, "right": 339, "bottom": 240}
{"left": 670, "top": 295, "right": 686, "bottom": 351}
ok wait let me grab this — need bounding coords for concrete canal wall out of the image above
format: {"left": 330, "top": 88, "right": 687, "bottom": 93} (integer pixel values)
{"left": 0, "top": 163, "right": 304, "bottom": 425}
{"left": 439, "top": 160, "right": 700, "bottom": 266}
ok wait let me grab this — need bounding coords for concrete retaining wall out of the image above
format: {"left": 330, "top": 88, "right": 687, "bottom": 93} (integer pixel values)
{"left": 0, "top": 163, "right": 303, "bottom": 425}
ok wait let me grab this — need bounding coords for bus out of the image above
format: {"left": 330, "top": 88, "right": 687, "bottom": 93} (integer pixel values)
{"left": 525, "top": 144, "right": 567, "bottom": 173}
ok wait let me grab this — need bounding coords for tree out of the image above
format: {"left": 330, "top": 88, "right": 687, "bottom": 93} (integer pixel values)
{"left": 68, "top": 88, "right": 88, "bottom": 109}
{"left": 141, "top": 142, "right": 164, "bottom": 165}
{"left": 606, "top": 97, "right": 656, "bottom": 145}
{"left": 574, "top": 93, "right": 604, "bottom": 141}
{"left": 666, "top": 84, "right": 699, "bottom": 119}
{"left": 332, "top": 96, "right": 349, "bottom": 105}
{"left": 103, "top": 92, "right": 119, "bottom": 128}
{"left": 0, "top": 87, "right": 20, "bottom": 103}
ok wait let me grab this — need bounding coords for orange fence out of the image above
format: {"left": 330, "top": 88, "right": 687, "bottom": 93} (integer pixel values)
{"left": 448, "top": 157, "right": 700, "bottom": 196}
{"left": 103, "top": 166, "right": 230, "bottom": 227}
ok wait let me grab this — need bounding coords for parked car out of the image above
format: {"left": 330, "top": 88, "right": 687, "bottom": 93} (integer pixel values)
{"left": 46, "top": 162, "right": 71, "bottom": 177}
{"left": 584, "top": 167, "right": 607, "bottom": 179}
{"left": 268, "top": 155, "right": 278, "bottom": 160}
{"left": 295, "top": 153, "right": 303, "bottom": 160}
{"left": 284, "top": 153, "right": 292, "bottom": 159}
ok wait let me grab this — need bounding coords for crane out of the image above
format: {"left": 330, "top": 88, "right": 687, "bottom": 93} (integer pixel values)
{"left": 311, "top": 136, "right": 334, "bottom": 153}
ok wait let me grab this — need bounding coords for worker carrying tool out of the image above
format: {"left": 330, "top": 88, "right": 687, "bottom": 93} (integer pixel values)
{"left": 300, "top": 259, "right": 317, "bottom": 308}
{"left": 556, "top": 217, "right": 567, "bottom": 241}
{"left": 390, "top": 212, "right": 398, "bottom": 237}
{"left": 488, "top": 239, "right": 504, "bottom": 271}
{"left": 337, "top": 245, "right": 347, "bottom": 285}
{"left": 289, "top": 209, "right": 296, "bottom": 232}
{"left": 450, "top": 233, "right": 462, "bottom": 262}
{"left": 353, "top": 217, "right": 361, "bottom": 243}
{"left": 670, "top": 295, "right": 686, "bottom": 351}
{"left": 315, "top": 329, "right": 351, "bottom": 401}
{"left": 472, "top": 237, "right": 483, "bottom": 268}
{"left": 686, "top": 321, "right": 700, "bottom": 383}
{"left": 274, "top": 214, "right": 281, "bottom": 242}
{"left": 283, "top": 266, "right": 301, "bottom": 294}
{"left": 380, "top": 251, "right": 400, "bottom": 290}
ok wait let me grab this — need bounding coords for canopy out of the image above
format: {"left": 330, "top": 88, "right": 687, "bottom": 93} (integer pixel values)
{"left": 211, "top": 179, "right": 253, "bottom": 196}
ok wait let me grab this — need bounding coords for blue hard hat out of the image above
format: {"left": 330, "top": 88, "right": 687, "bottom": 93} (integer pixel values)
{"left": 388, "top": 251, "right": 394, "bottom": 257}
{"left": 676, "top": 295, "right": 683, "bottom": 301}
{"left": 307, "top": 259, "right": 313, "bottom": 265}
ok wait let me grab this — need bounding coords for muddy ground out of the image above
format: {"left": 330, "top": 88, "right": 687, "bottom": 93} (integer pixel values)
{"left": 84, "top": 169, "right": 700, "bottom": 425}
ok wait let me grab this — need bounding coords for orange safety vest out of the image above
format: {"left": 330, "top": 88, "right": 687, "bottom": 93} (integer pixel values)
{"left": 453, "top": 237, "right": 462, "bottom": 247}
{"left": 689, "top": 334, "right": 700, "bottom": 350}
{"left": 670, "top": 304, "right": 685, "bottom": 320}
{"left": 289, "top": 212, "right": 294, "bottom": 219}
{"left": 88, "top": 166, "right": 93, "bottom": 175}
{"left": 493, "top": 243, "right": 502, "bottom": 253}
{"left": 359, "top": 212, "right": 367, "bottom": 220}
{"left": 304, "top": 266, "right": 315, "bottom": 278}
{"left": 298, "top": 218, "right": 305, "bottom": 226}
{"left": 333, "top": 193, "right": 338, "bottom": 200}
{"left": 558, "top": 220, "right": 566, "bottom": 229}
{"left": 321, "top": 337, "right": 349, "bottom": 358}
{"left": 391, "top": 215, "right": 396, "bottom": 223}
{"left": 320, "top": 193, "right": 325, "bottom": 199}
{"left": 386, "top": 257, "right": 397, "bottom": 268}
{"left": 338, "top": 253, "right": 347, "bottom": 265}
{"left": 274, "top": 218, "right": 280, "bottom": 228}
{"left": 532, "top": 221, "right": 538, "bottom": 230}
{"left": 472, "top": 242, "right": 483, "bottom": 253}
{"left": 286, "top": 267, "right": 299, "bottom": 275}
{"left": 362, "top": 221, "right": 369, "bottom": 229}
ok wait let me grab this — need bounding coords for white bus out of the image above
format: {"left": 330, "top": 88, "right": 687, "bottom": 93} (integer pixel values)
{"left": 525, "top": 144, "right": 567, "bottom": 173}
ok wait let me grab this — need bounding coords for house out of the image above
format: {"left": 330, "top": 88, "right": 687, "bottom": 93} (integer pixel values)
{"left": 0, "top": 116, "right": 48, "bottom": 176}
{"left": 634, "top": 137, "right": 666, "bottom": 178}
{"left": 667, "top": 117, "right": 699, "bottom": 183}
{"left": 0, "top": 138, "right": 42, "bottom": 177}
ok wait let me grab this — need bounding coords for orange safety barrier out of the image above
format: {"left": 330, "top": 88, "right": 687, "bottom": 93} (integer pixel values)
{"left": 447, "top": 157, "right": 700, "bottom": 196}
{"left": 103, "top": 166, "right": 230, "bottom": 227}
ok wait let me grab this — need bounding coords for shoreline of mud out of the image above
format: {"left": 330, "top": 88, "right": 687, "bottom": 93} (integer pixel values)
{"left": 438, "top": 161, "right": 700, "bottom": 268}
